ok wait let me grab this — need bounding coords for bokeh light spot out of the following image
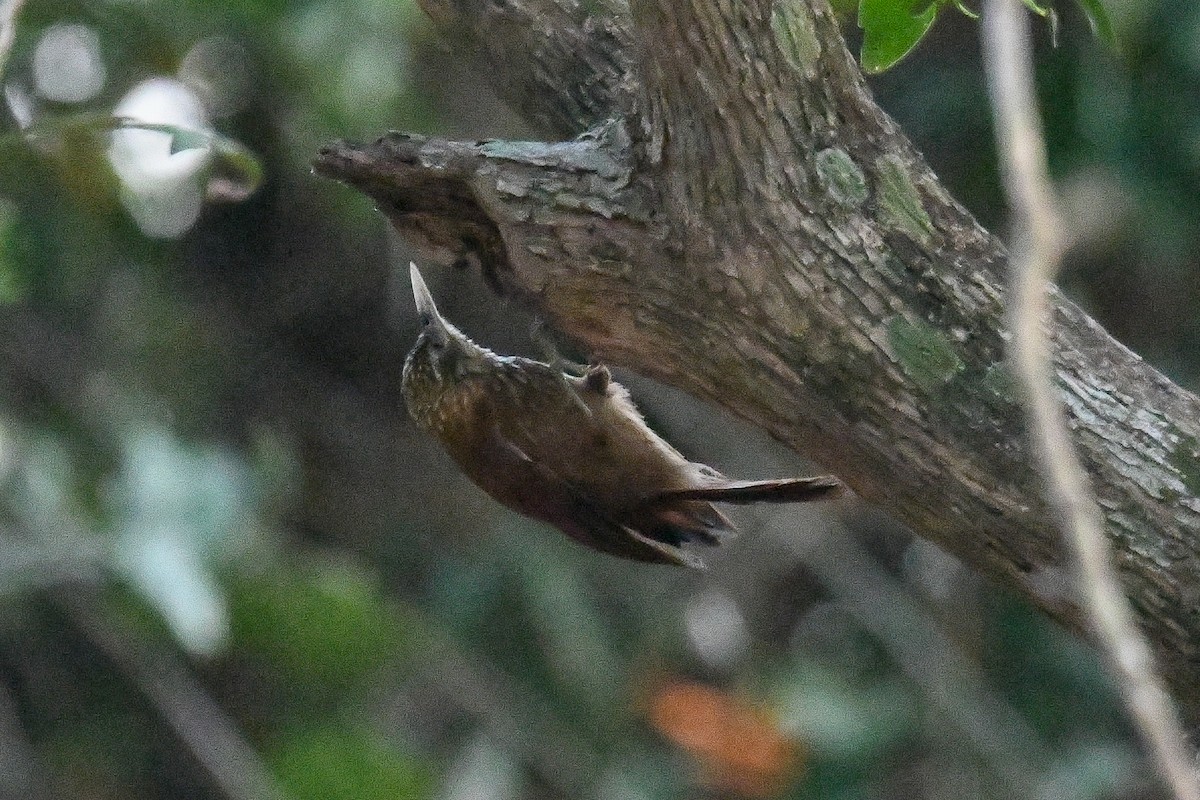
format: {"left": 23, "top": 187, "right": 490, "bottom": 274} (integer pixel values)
{"left": 33, "top": 23, "right": 106, "bottom": 104}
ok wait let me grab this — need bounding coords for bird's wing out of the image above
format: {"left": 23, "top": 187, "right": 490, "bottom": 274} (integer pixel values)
{"left": 465, "top": 419, "right": 703, "bottom": 567}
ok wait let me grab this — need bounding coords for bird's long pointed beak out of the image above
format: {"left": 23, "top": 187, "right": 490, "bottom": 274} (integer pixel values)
{"left": 410, "top": 263, "right": 450, "bottom": 342}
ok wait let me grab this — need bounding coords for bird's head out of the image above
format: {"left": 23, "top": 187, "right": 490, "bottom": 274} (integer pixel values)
{"left": 402, "top": 264, "right": 492, "bottom": 418}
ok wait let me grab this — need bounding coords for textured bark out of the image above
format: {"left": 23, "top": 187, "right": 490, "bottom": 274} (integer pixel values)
{"left": 314, "top": 0, "right": 1200, "bottom": 716}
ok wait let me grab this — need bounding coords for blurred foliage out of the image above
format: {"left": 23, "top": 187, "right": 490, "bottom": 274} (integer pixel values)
{"left": 0, "top": 0, "right": 1191, "bottom": 799}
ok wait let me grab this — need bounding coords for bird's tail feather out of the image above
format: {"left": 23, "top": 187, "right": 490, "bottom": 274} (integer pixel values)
{"left": 655, "top": 476, "right": 843, "bottom": 505}
{"left": 650, "top": 505, "right": 732, "bottom": 546}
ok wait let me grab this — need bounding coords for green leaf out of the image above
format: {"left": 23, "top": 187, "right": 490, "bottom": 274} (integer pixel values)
{"left": 951, "top": 0, "right": 979, "bottom": 19}
{"left": 858, "top": 0, "right": 940, "bottom": 74}
{"left": 109, "top": 119, "right": 264, "bottom": 202}
{"left": 1013, "top": 0, "right": 1059, "bottom": 46}
{"left": 203, "top": 134, "right": 264, "bottom": 202}
{"left": 166, "top": 127, "right": 210, "bottom": 154}
{"left": 1, "top": 115, "right": 264, "bottom": 205}
{"left": 1075, "top": 0, "right": 1115, "bottom": 46}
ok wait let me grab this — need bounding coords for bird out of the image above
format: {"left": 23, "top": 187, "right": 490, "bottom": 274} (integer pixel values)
{"left": 401, "top": 263, "right": 842, "bottom": 567}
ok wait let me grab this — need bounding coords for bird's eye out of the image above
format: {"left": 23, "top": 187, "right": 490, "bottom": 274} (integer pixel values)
{"left": 419, "top": 312, "right": 432, "bottom": 328}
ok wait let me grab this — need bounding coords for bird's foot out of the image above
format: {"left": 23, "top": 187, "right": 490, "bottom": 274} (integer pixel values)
{"left": 530, "top": 318, "right": 596, "bottom": 416}
{"left": 529, "top": 319, "right": 590, "bottom": 375}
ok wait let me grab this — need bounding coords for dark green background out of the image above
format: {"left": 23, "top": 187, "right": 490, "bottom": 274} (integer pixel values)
{"left": 0, "top": 1, "right": 1190, "bottom": 798}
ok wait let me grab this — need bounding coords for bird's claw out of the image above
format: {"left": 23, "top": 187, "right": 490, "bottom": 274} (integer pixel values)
{"left": 530, "top": 318, "right": 590, "bottom": 376}
{"left": 530, "top": 318, "right": 596, "bottom": 416}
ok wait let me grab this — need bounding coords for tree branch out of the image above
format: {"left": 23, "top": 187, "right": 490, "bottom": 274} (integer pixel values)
{"left": 315, "top": 0, "right": 1200, "bottom": 718}
{"left": 415, "top": 0, "right": 636, "bottom": 137}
